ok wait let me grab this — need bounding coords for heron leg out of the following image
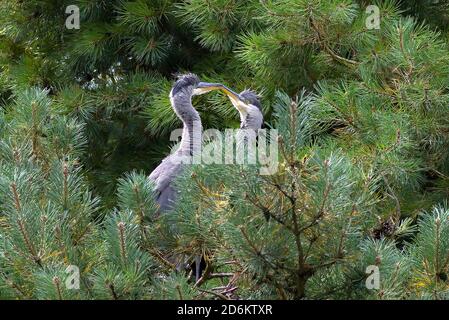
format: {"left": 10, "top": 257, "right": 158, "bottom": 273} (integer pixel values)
{"left": 195, "top": 255, "right": 202, "bottom": 282}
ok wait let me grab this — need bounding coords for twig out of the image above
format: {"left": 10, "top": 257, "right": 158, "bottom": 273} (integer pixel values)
{"left": 0, "top": 270, "right": 27, "bottom": 298}
{"left": 53, "top": 277, "right": 63, "bottom": 300}
{"left": 117, "top": 222, "right": 127, "bottom": 264}
{"left": 222, "top": 286, "right": 238, "bottom": 295}
{"left": 176, "top": 285, "right": 184, "bottom": 300}
{"left": 148, "top": 248, "right": 176, "bottom": 270}
{"left": 11, "top": 183, "right": 21, "bottom": 211}
{"left": 209, "top": 273, "right": 234, "bottom": 278}
{"left": 195, "top": 258, "right": 212, "bottom": 287}
{"left": 108, "top": 283, "right": 119, "bottom": 300}
{"left": 309, "top": 17, "right": 359, "bottom": 67}
{"left": 17, "top": 218, "right": 42, "bottom": 267}
{"left": 198, "top": 288, "right": 230, "bottom": 300}
{"left": 239, "top": 227, "right": 294, "bottom": 272}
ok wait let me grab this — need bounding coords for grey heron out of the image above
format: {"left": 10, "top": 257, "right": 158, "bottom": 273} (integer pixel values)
{"left": 149, "top": 73, "right": 220, "bottom": 213}
{"left": 190, "top": 85, "right": 264, "bottom": 282}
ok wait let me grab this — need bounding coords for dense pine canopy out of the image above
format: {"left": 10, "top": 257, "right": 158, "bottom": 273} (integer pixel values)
{"left": 0, "top": 0, "right": 448, "bottom": 299}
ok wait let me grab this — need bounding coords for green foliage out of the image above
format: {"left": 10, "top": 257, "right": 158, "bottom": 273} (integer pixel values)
{"left": 0, "top": 0, "right": 448, "bottom": 300}
{"left": 116, "top": 171, "right": 158, "bottom": 223}
{"left": 0, "top": 89, "right": 100, "bottom": 299}
{"left": 408, "top": 205, "right": 449, "bottom": 298}
{"left": 91, "top": 210, "right": 153, "bottom": 299}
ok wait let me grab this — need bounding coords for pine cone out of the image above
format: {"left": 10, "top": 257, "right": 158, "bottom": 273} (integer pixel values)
{"left": 372, "top": 218, "right": 397, "bottom": 240}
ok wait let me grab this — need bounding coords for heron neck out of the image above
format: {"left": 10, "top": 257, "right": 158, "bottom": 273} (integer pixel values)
{"left": 240, "top": 115, "right": 262, "bottom": 131}
{"left": 172, "top": 94, "right": 202, "bottom": 156}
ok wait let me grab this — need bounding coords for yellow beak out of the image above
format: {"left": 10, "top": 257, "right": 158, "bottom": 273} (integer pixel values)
{"left": 193, "top": 82, "right": 249, "bottom": 115}
{"left": 193, "top": 82, "right": 226, "bottom": 95}
{"left": 219, "top": 85, "right": 249, "bottom": 115}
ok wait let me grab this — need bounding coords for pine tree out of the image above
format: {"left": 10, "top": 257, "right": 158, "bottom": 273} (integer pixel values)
{"left": 0, "top": 0, "right": 448, "bottom": 300}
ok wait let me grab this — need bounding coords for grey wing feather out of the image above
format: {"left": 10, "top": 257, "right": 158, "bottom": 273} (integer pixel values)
{"left": 149, "top": 154, "right": 184, "bottom": 212}
{"left": 156, "top": 184, "right": 176, "bottom": 212}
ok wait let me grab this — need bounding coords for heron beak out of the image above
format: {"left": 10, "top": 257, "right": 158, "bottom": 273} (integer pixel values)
{"left": 220, "top": 85, "right": 249, "bottom": 115}
{"left": 192, "top": 82, "right": 224, "bottom": 95}
{"left": 219, "top": 85, "right": 240, "bottom": 102}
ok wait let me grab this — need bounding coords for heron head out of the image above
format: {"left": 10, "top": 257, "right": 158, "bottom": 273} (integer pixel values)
{"left": 220, "top": 87, "right": 263, "bottom": 129}
{"left": 171, "top": 73, "right": 223, "bottom": 97}
{"left": 239, "top": 89, "right": 262, "bottom": 112}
